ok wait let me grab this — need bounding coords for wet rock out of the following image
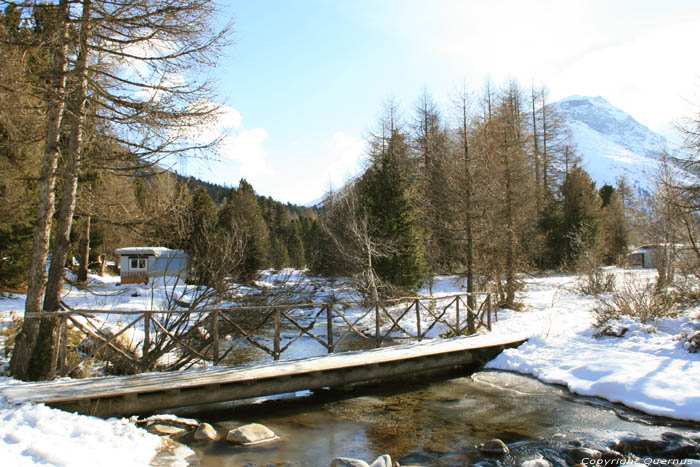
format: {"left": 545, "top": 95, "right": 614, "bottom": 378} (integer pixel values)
{"left": 599, "top": 448, "right": 625, "bottom": 461}
{"left": 369, "top": 454, "right": 392, "bottom": 467}
{"left": 521, "top": 458, "right": 552, "bottom": 467}
{"left": 330, "top": 458, "right": 369, "bottom": 467}
{"left": 480, "top": 439, "right": 510, "bottom": 456}
{"left": 194, "top": 422, "right": 217, "bottom": 441}
{"left": 564, "top": 447, "right": 601, "bottom": 465}
{"left": 685, "top": 330, "right": 700, "bottom": 353}
{"left": 661, "top": 432, "right": 687, "bottom": 443}
{"left": 567, "top": 440, "right": 583, "bottom": 447}
{"left": 595, "top": 325, "right": 628, "bottom": 338}
{"left": 663, "top": 443, "right": 699, "bottom": 459}
{"left": 151, "top": 424, "right": 187, "bottom": 436}
{"left": 398, "top": 451, "right": 440, "bottom": 465}
{"left": 226, "top": 423, "right": 278, "bottom": 445}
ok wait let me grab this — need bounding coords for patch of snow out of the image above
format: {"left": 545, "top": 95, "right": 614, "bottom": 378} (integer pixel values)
{"left": 486, "top": 268, "right": 700, "bottom": 422}
{"left": 0, "top": 389, "right": 166, "bottom": 466}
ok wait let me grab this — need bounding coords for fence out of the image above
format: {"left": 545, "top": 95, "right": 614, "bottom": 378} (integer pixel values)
{"left": 23, "top": 292, "right": 495, "bottom": 379}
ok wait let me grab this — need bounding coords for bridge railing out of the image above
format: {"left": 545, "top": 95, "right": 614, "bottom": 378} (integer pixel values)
{"left": 23, "top": 292, "right": 494, "bottom": 378}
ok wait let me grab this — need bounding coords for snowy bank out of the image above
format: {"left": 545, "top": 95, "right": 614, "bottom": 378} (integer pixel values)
{"left": 486, "top": 269, "right": 700, "bottom": 422}
{"left": 0, "top": 385, "right": 169, "bottom": 466}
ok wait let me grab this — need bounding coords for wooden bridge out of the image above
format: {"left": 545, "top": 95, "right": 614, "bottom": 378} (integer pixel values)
{"left": 1, "top": 293, "right": 527, "bottom": 417}
{"left": 0, "top": 333, "right": 527, "bottom": 417}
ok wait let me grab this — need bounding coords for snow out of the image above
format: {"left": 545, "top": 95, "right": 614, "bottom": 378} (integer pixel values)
{"left": 485, "top": 268, "right": 700, "bottom": 422}
{"left": 1, "top": 267, "right": 700, "bottom": 465}
{"left": 0, "top": 387, "right": 165, "bottom": 467}
{"left": 552, "top": 95, "right": 670, "bottom": 196}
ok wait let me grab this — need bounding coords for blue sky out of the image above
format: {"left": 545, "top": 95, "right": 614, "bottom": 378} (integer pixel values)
{"left": 182, "top": 0, "right": 700, "bottom": 205}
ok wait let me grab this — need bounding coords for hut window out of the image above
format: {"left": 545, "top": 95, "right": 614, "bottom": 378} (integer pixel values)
{"left": 130, "top": 258, "right": 146, "bottom": 270}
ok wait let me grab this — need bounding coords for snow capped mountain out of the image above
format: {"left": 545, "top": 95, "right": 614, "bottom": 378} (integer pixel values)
{"left": 551, "top": 95, "right": 669, "bottom": 197}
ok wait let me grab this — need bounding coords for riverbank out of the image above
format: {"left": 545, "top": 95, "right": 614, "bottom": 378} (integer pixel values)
{"left": 485, "top": 268, "right": 700, "bottom": 422}
{"left": 0, "top": 268, "right": 699, "bottom": 465}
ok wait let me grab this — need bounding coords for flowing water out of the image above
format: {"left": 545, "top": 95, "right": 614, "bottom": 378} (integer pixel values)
{"left": 170, "top": 370, "right": 700, "bottom": 466}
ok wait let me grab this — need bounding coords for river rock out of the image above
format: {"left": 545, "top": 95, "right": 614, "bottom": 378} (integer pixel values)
{"left": 330, "top": 458, "right": 370, "bottom": 467}
{"left": 225, "top": 423, "right": 278, "bottom": 445}
{"left": 194, "top": 422, "right": 217, "bottom": 441}
{"left": 480, "top": 439, "right": 509, "bottom": 456}
{"left": 369, "top": 454, "right": 392, "bottom": 467}
{"left": 564, "top": 447, "right": 601, "bottom": 465}
{"left": 521, "top": 459, "right": 552, "bottom": 467}
{"left": 151, "top": 424, "right": 187, "bottom": 436}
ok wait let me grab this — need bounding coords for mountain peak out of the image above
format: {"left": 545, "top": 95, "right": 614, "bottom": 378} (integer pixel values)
{"left": 552, "top": 95, "right": 668, "bottom": 197}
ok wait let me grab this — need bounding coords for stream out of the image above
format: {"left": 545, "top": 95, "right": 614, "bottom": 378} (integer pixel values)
{"left": 165, "top": 369, "right": 700, "bottom": 466}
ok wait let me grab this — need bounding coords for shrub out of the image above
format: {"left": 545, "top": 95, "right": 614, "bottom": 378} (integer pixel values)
{"left": 593, "top": 278, "right": 677, "bottom": 326}
{"left": 577, "top": 268, "right": 617, "bottom": 296}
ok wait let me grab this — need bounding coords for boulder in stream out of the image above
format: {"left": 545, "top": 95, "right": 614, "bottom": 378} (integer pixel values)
{"left": 330, "top": 458, "right": 370, "bottom": 467}
{"left": 194, "top": 422, "right": 217, "bottom": 441}
{"left": 480, "top": 439, "right": 510, "bottom": 456}
{"left": 225, "top": 423, "right": 278, "bottom": 445}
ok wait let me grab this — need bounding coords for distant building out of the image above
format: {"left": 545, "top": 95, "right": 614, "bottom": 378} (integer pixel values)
{"left": 626, "top": 244, "right": 689, "bottom": 269}
{"left": 115, "top": 247, "right": 189, "bottom": 284}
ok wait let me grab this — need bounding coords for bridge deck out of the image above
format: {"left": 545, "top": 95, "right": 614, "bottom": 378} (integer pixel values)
{"left": 0, "top": 333, "right": 528, "bottom": 417}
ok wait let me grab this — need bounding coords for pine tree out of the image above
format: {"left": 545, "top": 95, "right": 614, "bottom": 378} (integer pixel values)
{"left": 600, "top": 188, "right": 628, "bottom": 264}
{"left": 560, "top": 166, "right": 602, "bottom": 265}
{"left": 286, "top": 221, "right": 305, "bottom": 269}
{"left": 361, "top": 129, "right": 426, "bottom": 291}
{"left": 220, "top": 179, "right": 270, "bottom": 280}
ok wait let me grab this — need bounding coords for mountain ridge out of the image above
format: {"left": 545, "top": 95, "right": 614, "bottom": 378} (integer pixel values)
{"left": 552, "top": 95, "right": 669, "bottom": 196}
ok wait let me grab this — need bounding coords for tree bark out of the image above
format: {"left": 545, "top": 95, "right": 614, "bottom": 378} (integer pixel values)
{"left": 10, "top": 0, "right": 71, "bottom": 380}
{"left": 78, "top": 216, "right": 91, "bottom": 282}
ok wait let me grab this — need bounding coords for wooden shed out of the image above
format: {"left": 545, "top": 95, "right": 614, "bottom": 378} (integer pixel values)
{"left": 115, "top": 247, "right": 189, "bottom": 284}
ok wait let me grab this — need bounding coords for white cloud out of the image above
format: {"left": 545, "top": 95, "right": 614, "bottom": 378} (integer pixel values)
{"left": 392, "top": 1, "right": 700, "bottom": 131}
{"left": 220, "top": 128, "right": 272, "bottom": 179}
{"left": 321, "top": 131, "right": 366, "bottom": 188}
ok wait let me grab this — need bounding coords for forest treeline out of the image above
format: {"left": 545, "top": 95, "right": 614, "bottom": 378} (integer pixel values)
{"left": 4, "top": 1, "right": 700, "bottom": 382}
{"left": 0, "top": 1, "right": 630, "bottom": 302}
{"left": 313, "top": 86, "right": 630, "bottom": 306}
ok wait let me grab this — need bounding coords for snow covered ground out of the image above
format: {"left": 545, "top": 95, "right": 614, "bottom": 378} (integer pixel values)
{"left": 486, "top": 268, "right": 700, "bottom": 422}
{"left": 0, "top": 267, "right": 699, "bottom": 465}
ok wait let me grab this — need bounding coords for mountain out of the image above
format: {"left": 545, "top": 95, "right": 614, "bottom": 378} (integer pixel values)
{"left": 551, "top": 95, "right": 669, "bottom": 197}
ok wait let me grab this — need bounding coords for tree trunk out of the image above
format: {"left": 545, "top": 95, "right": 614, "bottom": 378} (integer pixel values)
{"left": 10, "top": 0, "right": 71, "bottom": 380}
{"left": 78, "top": 216, "right": 91, "bottom": 282}
{"left": 31, "top": 0, "right": 92, "bottom": 381}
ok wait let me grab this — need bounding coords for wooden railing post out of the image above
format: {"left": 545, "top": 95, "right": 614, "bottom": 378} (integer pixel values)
{"left": 48, "top": 314, "right": 61, "bottom": 380}
{"left": 375, "top": 303, "right": 381, "bottom": 348}
{"left": 143, "top": 312, "right": 151, "bottom": 369}
{"left": 59, "top": 314, "right": 67, "bottom": 376}
{"left": 415, "top": 299, "right": 422, "bottom": 341}
{"left": 487, "top": 294, "right": 492, "bottom": 331}
{"left": 211, "top": 310, "right": 219, "bottom": 365}
{"left": 455, "top": 296, "right": 460, "bottom": 336}
{"left": 273, "top": 308, "right": 281, "bottom": 360}
{"left": 326, "top": 304, "right": 334, "bottom": 353}
{"left": 467, "top": 297, "right": 475, "bottom": 335}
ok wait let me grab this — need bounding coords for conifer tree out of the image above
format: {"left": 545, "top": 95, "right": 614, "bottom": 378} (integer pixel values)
{"left": 560, "top": 166, "right": 602, "bottom": 265}
{"left": 286, "top": 221, "right": 305, "bottom": 269}
{"left": 361, "top": 129, "right": 426, "bottom": 291}
{"left": 220, "top": 179, "right": 270, "bottom": 280}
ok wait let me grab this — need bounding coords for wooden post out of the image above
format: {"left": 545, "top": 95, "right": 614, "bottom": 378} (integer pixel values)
{"left": 143, "top": 312, "right": 151, "bottom": 370}
{"left": 59, "top": 314, "right": 67, "bottom": 376}
{"left": 48, "top": 314, "right": 61, "bottom": 380}
{"left": 487, "top": 294, "right": 492, "bottom": 331}
{"left": 326, "top": 304, "right": 334, "bottom": 353}
{"left": 375, "top": 303, "right": 381, "bottom": 348}
{"left": 415, "top": 299, "right": 422, "bottom": 341}
{"left": 455, "top": 296, "right": 460, "bottom": 336}
{"left": 274, "top": 308, "right": 281, "bottom": 360}
{"left": 211, "top": 310, "right": 219, "bottom": 365}
{"left": 468, "top": 297, "right": 475, "bottom": 335}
